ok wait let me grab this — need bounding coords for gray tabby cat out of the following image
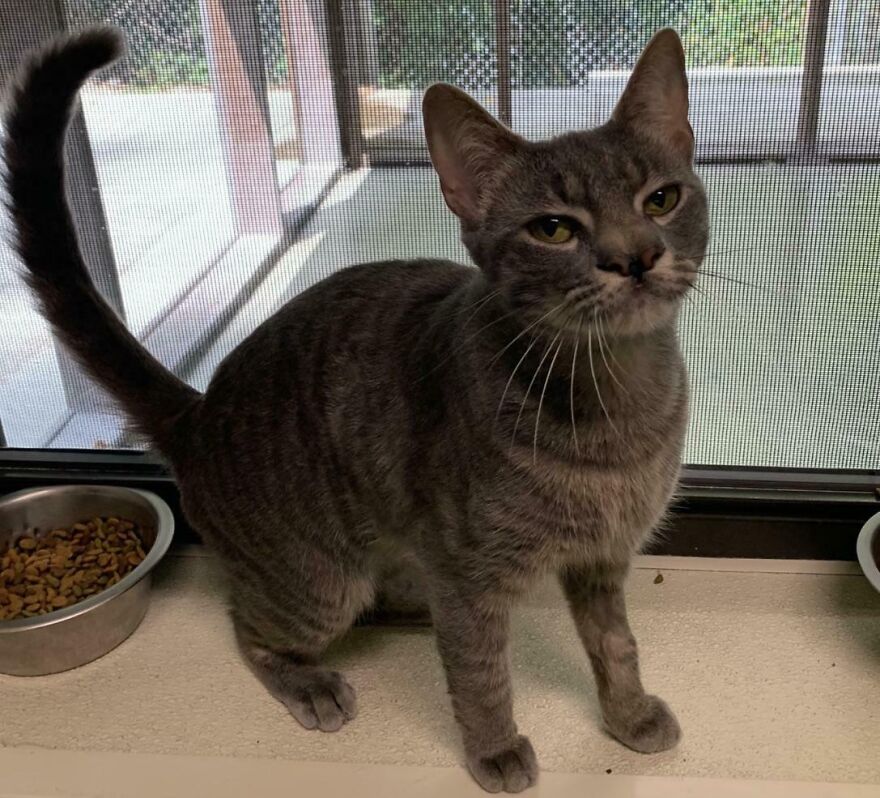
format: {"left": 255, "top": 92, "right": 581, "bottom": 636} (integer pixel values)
{"left": 5, "top": 26, "right": 707, "bottom": 793}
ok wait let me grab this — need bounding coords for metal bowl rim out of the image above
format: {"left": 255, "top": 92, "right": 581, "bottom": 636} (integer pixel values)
{"left": 856, "top": 510, "right": 880, "bottom": 593}
{"left": 0, "top": 485, "right": 174, "bottom": 633}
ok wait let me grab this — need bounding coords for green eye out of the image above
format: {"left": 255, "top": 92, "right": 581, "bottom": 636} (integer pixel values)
{"left": 644, "top": 185, "right": 681, "bottom": 216}
{"left": 528, "top": 216, "right": 576, "bottom": 244}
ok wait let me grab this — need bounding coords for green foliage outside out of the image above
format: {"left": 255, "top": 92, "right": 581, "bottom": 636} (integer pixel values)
{"left": 66, "top": 0, "right": 208, "bottom": 89}
{"left": 66, "top": 0, "right": 867, "bottom": 92}
{"left": 681, "top": 0, "right": 805, "bottom": 68}
{"left": 374, "top": 0, "right": 806, "bottom": 89}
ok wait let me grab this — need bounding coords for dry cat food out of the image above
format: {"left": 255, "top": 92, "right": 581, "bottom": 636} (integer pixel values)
{"left": 0, "top": 516, "right": 149, "bottom": 621}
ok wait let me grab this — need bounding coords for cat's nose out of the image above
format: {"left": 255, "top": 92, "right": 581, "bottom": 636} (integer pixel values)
{"left": 628, "top": 246, "right": 664, "bottom": 282}
{"left": 596, "top": 246, "right": 664, "bottom": 282}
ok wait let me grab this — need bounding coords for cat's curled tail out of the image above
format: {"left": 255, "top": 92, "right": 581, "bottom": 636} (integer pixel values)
{"left": 3, "top": 27, "right": 201, "bottom": 451}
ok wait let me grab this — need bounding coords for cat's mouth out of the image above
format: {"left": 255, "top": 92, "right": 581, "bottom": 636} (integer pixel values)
{"left": 536, "top": 263, "right": 694, "bottom": 338}
{"left": 602, "top": 276, "right": 689, "bottom": 334}
{"left": 582, "top": 264, "right": 692, "bottom": 335}
{"left": 627, "top": 274, "right": 687, "bottom": 298}
{"left": 625, "top": 257, "right": 696, "bottom": 299}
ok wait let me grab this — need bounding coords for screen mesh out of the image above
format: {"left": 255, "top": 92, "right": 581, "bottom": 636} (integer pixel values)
{"left": 0, "top": 0, "right": 878, "bottom": 470}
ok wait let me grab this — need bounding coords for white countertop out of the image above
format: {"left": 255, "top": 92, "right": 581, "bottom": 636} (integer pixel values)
{"left": 1, "top": 550, "right": 878, "bottom": 796}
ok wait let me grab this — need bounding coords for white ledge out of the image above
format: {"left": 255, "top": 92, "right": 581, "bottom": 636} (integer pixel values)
{"left": 1, "top": 551, "right": 878, "bottom": 795}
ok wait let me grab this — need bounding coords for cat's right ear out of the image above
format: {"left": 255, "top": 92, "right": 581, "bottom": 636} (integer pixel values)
{"left": 422, "top": 84, "right": 522, "bottom": 223}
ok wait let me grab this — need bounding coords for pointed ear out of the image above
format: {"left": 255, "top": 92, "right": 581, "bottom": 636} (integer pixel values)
{"left": 612, "top": 29, "right": 693, "bottom": 161}
{"left": 422, "top": 83, "right": 523, "bottom": 223}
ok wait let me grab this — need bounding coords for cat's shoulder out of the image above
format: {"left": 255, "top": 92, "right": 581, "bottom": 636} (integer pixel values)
{"left": 317, "top": 258, "right": 473, "bottom": 292}
{"left": 279, "top": 258, "right": 475, "bottom": 315}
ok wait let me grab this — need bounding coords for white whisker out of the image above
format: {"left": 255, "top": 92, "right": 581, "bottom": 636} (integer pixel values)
{"left": 596, "top": 317, "right": 627, "bottom": 392}
{"left": 416, "top": 307, "right": 520, "bottom": 383}
{"left": 533, "top": 335, "right": 564, "bottom": 465}
{"left": 494, "top": 335, "right": 539, "bottom": 426}
{"left": 587, "top": 327, "right": 619, "bottom": 436}
{"left": 511, "top": 328, "right": 563, "bottom": 451}
{"left": 456, "top": 288, "right": 500, "bottom": 326}
{"left": 598, "top": 314, "right": 625, "bottom": 373}
{"left": 569, "top": 314, "right": 582, "bottom": 457}
{"left": 489, "top": 299, "right": 569, "bottom": 367}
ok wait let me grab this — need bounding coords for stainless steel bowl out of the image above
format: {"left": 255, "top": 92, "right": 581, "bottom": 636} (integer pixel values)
{"left": 857, "top": 511, "right": 880, "bottom": 594}
{"left": 0, "top": 485, "right": 174, "bottom": 675}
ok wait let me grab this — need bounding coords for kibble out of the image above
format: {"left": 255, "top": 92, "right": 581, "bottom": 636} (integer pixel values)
{"left": 0, "top": 517, "right": 150, "bottom": 621}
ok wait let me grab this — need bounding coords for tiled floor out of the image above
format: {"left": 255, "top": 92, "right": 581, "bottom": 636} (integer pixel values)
{"left": 2, "top": 550, "right": 879, "bottom": 795}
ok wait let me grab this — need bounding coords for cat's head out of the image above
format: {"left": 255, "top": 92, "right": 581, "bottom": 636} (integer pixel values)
{"left": 423, "top": 29, "right": 708, "bottom": 338}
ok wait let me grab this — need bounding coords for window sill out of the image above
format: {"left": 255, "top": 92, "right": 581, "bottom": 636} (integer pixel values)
{"left": 1, "top": 749, "right": 876, "bottom": 798}
{"left": 1, "top": 549, "right": 878, "bottom": 794}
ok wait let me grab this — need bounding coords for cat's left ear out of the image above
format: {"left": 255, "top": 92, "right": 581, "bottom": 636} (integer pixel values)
{"left": 612, "top": 28, "right": 694, "bottom": 161}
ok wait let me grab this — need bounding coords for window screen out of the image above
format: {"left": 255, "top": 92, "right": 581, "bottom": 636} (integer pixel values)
{"left": 0, "top": 0, "right": 878, "bottom": 471}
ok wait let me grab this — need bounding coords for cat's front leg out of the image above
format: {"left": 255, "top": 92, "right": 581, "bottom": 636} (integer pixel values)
{"left": 429, "top": 579, "right": 538, "bottom": 793}
{"left": 560, "top": 564, "right": 681, "bottom": 753}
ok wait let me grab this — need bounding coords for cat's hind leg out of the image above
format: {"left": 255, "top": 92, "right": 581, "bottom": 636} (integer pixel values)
{"left": 232, "top": 560, "right": 374, "bottom": 733}
{"left": 237, "top": 633, "right": 358, "bottom": 732}
{"left": 360, "top": 546, "right": 432, "bottom": 626}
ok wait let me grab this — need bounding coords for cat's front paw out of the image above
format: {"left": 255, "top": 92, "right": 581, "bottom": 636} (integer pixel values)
{"left": 605, "top": 694, "right": 681, "bottom": 754}
{"left": 467, "top": 735, "right": 538, "bottom": 793}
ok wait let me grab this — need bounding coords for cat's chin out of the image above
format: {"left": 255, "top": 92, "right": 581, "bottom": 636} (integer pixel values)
{"left": 604, "top": 296, "right": 683, "bottom": 337}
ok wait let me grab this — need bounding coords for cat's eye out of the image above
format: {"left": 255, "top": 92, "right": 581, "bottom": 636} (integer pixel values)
{"left": 644, "top": 185, "right": 681, "bottom": 217}
{"left": 527, "top": 216, "right": 577, "bottom": 244}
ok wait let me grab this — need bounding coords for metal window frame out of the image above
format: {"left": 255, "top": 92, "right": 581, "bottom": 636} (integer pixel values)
{"left": 495, "top": 0, "right": 512, "bottom": 126}
{"left": 1, "top": 449, "right": 873, "bottom": 500}
{"left": 796, "top": 0, "right": 832, "bottom": 159}
{"left": 325, "top": 0, "right": 367, "bottom": 166}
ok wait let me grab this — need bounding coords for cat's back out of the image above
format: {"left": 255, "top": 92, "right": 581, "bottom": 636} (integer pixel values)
{"left": 172, "top": 257, "right": 474, "bottom": 524}
{"left": 212, "top": 258, "right": 469, "bottom": 376}
{"left": 193, "top": 257, "right": 473, "bottom": 433}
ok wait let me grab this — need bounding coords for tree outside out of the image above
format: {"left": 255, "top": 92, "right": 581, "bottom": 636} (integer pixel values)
{"left": 67, "top": 0, "right": 875, "bottom": 93}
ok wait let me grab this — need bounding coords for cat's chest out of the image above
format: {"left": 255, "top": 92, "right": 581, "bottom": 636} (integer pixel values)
{"left": 485, "top": 447, "right": 679, "bottom": 570}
